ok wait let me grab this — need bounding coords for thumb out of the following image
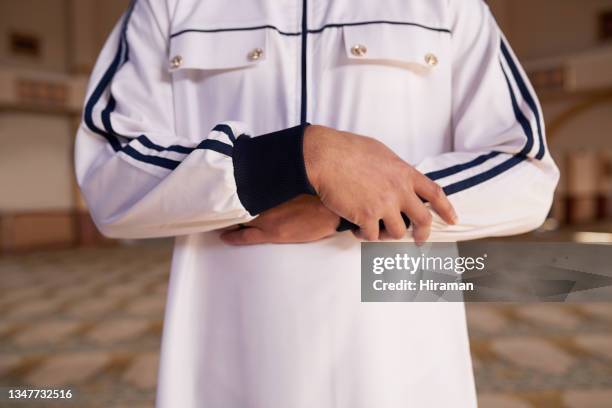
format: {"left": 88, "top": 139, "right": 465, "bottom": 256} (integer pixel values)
{"left": 220, "top": 227, "right": 269, "bottom": 246}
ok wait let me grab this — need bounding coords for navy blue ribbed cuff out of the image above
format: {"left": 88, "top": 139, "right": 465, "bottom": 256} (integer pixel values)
{"left": 233, "top": 123, "right": 316, "bottom": 215}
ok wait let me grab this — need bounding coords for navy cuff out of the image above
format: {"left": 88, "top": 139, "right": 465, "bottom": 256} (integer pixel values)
{"left": 233, "top": 123, "right": 316, "bottom": 215}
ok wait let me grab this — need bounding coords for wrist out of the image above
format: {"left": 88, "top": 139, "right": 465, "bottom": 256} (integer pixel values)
{"left": 303, "top": 124, "right": 328, "bottom": 192}
{"left": 232, "top": 123, "right": 315, "bottom": 215}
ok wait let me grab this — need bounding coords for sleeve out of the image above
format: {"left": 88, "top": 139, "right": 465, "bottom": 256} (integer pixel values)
{"left": 75, "top": 0, "right": 314, "bottom": 239}
{"left": 414, "top": 0, "right": 560, "bottom": 241}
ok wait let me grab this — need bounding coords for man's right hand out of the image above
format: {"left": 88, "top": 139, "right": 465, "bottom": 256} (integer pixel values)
{"left": 303, "top": 125, "right": 458, "bottom": 243}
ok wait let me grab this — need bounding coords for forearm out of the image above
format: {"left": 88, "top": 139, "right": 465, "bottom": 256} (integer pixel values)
{"left": 416, "top": 150, "right": 558, "bottom": 241}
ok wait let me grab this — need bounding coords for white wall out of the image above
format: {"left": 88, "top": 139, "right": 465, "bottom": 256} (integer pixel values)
{"left": 489, "top": 0, "right": 612, "bottom": 60}
{"left": 0, "top": 113, "right": 74, "bottom": 211}
{"left": 0, "top": 0, "right": 68, "bottom": 72}
{"left": 93, "top": 0, "right": 131, "bottom": 54}
{"left": 488, "top": 0, "right": 612, "bottom": 169}
{"left": 69, "top": 0, "right": 130, "bottom": 73}
{"left": 0, "top": 0, "right": 128, "bottom": 215}
{"left": 546, "top": 100, "right": 612, "bottom": 150}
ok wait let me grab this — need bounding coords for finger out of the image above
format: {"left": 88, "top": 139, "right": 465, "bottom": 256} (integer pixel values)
{"left": 220, "top": 228, "right": 269, "bottom": 246}
{"left": 403, "top": 194, "right": 432, "bottom": 244}
{"left": 358, "top": 220, "right": 381, "bottom": 241}
{"left": 414, "top": 176, "right": 457, "bottom": 225}
{"left": 379, "top": 214, "right": 412, "bottom": 240}
{"left": 381, "top": 212, "right": 407, "bottom": 240}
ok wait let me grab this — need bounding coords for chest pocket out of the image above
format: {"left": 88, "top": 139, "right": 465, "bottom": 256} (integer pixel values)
{"left": 166, "top": 27, "right": 285, "bottom": 142}
{"left": 168, "top": 29, "right": 268, "bottom": 72}
{"left": 341, "top": 23, "right": 451, "bottom": 75}
{"left": 317, "top": 22, "right": 452, "bottom": 160}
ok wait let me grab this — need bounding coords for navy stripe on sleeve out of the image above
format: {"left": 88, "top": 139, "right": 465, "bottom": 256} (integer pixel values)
{"left": 442, "top": 154, "right": 526, "bottom": 196}
{"left": 421, "top": 37, "right": 542, "bottom": 197}
{"left": 501, "top": 39, "right": 545, "bottom": 160}
{"left": 83, "top": 11, "right": 130, "bottom": 152}
{"left": 197, "top": 139, "right": 234, "bottom": 157}
{"left": 425, "top": 151, "right": 501, "bottom": 181}
{"left": 212, "top": 124, "right": 237, "bottom": 143}
{"left": 436, "top": 52, "right": 532, "bottom": 197}
{"left": 121, "top": 145, "right": 181, "bottom": 170}
{"left": 136, "top": 136, "right": 194, "bottom": 155}
{"left": 83, "top": 0, "right": 233, "bottom": 171}
{"left": 500, "top": 60, "right": 534, "bottom": 157}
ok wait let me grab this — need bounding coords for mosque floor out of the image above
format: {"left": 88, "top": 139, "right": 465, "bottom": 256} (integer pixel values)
{"left": 1, "top": 241, "right": 611, "bottom": 407}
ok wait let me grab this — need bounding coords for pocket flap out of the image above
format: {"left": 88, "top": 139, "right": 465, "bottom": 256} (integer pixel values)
{"left": 169, "top": 29, "right": 268, "bottom": 71}
{"left": 342, "top": 23, "right": 449, "bottom": 69}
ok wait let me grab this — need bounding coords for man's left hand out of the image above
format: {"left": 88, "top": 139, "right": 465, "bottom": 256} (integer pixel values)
{"left": 220, "top": 195, "right": 340, "bottom": 245}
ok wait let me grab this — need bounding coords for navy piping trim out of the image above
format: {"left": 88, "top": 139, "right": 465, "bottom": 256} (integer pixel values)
{"left": 123, "top": 140, "right": 233, "bottom": 171}
{"left": 137, "top": 135, "right": 233, "bottom": 157}
{"left": 500, "top": 39, "right": 545, "bottom": 159}
{"left": 122, "top": 145, "right": 181, "bottom": 170}
{"left": 83, "top": 27, "right": 127, "bottom": 151}
{"left": 212, "top": 124, "right": 236, "bottom": 143}
{"left": 424, "top": 40, "right": 537, "bottom": 196}
{"left": 85, "top": 0, "right": 234, "bottom": 169}
{"left": 170, "top": 20, "right": 452, "bottom": 39}
{"left": 100, "top": 6, "right": 132, "bottom": 142}
{"left": 442, "top": 154, "right": 526, "bottom": 196}
{"left": 197, "top": 139, "right": 234, "bottom": 157}
{"left": 430, "top": 57, "right": 532, "bottom": 197}
{"left": 172, "top": 25, "right": 300, "bottom": 37}
{"left": 436, "top": 53, "right": 533, "bottom": 196}
{"left": 136, "top": 136, "right": 194, "bottom": 154}
{"left": 101, "top": 95, "right": 118, "bottom": 139}
{"left": 309, "top": 20, "right": 451, "bottom": 34}
{"left": 426, "top": 151, "right": 501, "bottom": 181}
{"left": 84, "top": 0, "right": 136, "bottom": 152}
{"left": 500, "top": 60, "right": 534, "bottom": 157}
{"left": 300, "top": 0, "right": 308, "bottom": 124}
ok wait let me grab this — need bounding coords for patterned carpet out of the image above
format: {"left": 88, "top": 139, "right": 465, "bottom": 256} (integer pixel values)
{"left": 0, "top": 241, "right": 611, "bottom": 407}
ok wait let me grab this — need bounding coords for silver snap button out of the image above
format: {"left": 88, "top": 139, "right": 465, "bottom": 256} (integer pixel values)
{"left": 247, "top": 48, "right": 264, "bottom": 61}
{"left": 424, "top": 53, "right": 438, "bottom": 67}
{"left": 350, "top": 44, "right": 368, "bottom": 57}
{"left": 170, "top": 55, "right": 183, "bottom": 69}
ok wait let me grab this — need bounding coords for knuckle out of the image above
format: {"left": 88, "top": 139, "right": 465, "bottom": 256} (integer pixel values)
{"left": 405, "top": 163, "right": 417, "bottom": 176}
{"left": 399, "top": 164, "right": 413, "bottom": 179}
{"left": 361, "top": 206, "right": 378, "bottom": 221}
{"left": 404, "top": 175, "right": 417, "bottom": 192}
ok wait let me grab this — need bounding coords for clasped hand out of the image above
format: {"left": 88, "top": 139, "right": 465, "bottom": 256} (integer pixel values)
{"left": 221, "top": 125, "right": 457, "bottom": 245}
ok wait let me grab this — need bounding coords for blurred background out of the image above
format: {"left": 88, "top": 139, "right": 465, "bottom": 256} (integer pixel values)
{"left": 0, "top": 0, "right": 611, "bottom": 407}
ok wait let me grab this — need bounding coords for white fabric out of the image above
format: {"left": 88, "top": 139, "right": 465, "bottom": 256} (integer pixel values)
{"left": 75, "top": 0, "right": 559, "bottom": 407}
